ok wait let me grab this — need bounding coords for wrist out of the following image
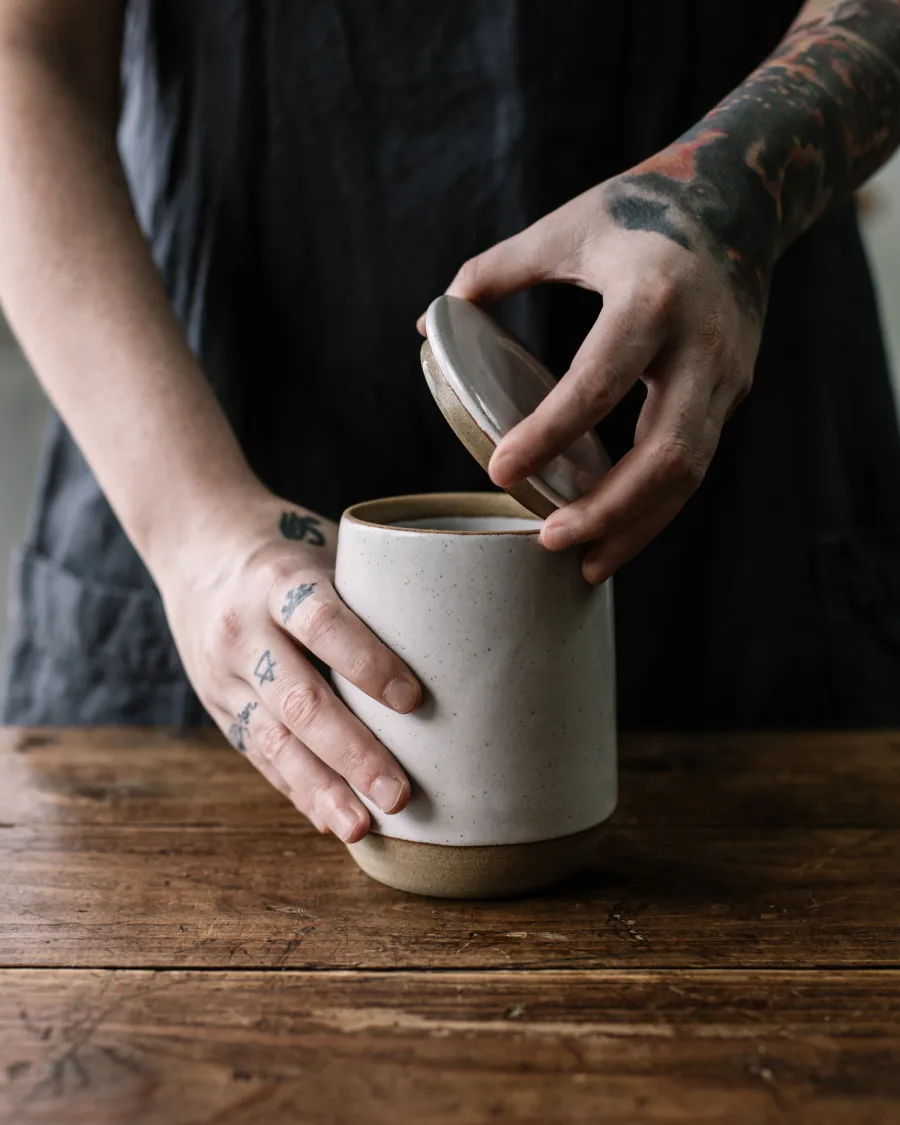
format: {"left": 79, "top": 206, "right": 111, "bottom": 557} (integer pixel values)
{"left": 145, "top": 477, "right": 339, "bottom": 602}
{"left": 606, "top": 130, "right": 778, "bottom": 318}
{"left": 136, "top": 465, "right": 272, "bottom": 587}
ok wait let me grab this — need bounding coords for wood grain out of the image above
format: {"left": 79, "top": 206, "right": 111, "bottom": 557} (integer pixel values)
{"left": 2, "top": 969, "right": 898, "bottom": 1125}
{"left": 4, "top": 727, "right": 899, "bottom": 828}
{"left": 0, "top": 821, "right": 897, "bottom": 969}
{"left": 3, "top": 728, "right": 900, "bottom": 1122}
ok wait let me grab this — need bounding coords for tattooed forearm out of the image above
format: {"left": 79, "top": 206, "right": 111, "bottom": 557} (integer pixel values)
{"left": 254, "top": 650, "right": 277, "bottom": 685}
{"left": 607, "top": 0, "right": 900, "bottom": 315}
{"left": 280, "top": 512, "right": 325, "bottom": 547}
{"left": 281, "top": 582, "right": 317, "bottom": 626}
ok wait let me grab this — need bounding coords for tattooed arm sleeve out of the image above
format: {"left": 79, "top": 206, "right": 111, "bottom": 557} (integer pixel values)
{"left": 607, "top": 0, "right": 900, "bottom": 316}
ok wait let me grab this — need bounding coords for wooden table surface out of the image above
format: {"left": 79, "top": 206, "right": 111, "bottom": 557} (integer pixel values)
{"left": 0, "top": 727, "right": 898, "bottom": 1124}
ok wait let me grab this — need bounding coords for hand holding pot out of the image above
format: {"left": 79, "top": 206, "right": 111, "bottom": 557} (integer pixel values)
{"left": 155, "top": 491, "right": 420, "bottom": 841}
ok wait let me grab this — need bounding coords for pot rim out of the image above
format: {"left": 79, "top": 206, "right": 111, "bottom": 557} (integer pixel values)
{"left": 341, "top": 492, "right": 542, "bottom": 536}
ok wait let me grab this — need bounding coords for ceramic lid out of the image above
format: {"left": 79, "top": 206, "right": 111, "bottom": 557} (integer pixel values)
{"left": 421, "top": 295, "right": 610, "bottom": 519}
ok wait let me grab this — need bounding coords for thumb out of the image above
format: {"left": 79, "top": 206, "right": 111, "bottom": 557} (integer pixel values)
{"left": 445, "top": 216, "right": 570, "bottom": 306}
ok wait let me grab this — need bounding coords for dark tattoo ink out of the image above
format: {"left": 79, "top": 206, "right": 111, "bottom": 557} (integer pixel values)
{"left": 281, "top": 582, "right": 318, "bottom": 626}
{"left": 228, "top": 700, "right": 258, "bottom": 753}
{"left": 606, "top": 0, "right": 900, "bottom": 316}
{"left": 280, "top": 512, "right": 325, "bottom": 547}
{"left": 606, "top": 193, "right": 694, "bottom": 252}
{"left": 238, "top": 700, "right": 258, "bottom": 726}
{"left": 254, "top": 650, "right": 277, "bottom": 685}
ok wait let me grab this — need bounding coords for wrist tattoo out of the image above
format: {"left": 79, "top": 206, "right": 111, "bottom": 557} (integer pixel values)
{"left": 607, "top": 0, "right": 900, "bottom": 317}
{"left": 281, "top": 582, "right": 318, "bottom": 626}
{"left": 280, "top": 511, "right": 326, "bottom": 547}
{"left": 254, "top": 650, "right": 277, "bottom": 685}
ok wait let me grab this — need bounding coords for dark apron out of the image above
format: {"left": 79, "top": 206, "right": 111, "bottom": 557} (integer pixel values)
{"left": 4, "top": 0, "right": 900, "bottom": 728}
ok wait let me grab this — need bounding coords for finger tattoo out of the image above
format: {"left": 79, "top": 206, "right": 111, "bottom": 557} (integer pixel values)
{"left": 254, "top": 650, "right": 277, "bottom": 685}
{"left": 281, "top": 582, "right": 317, "bottom": 626}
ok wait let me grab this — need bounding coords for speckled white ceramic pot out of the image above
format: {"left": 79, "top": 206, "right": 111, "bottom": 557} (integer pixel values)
{"left": 332, "top": 492, "right": 617, "bottom": 898}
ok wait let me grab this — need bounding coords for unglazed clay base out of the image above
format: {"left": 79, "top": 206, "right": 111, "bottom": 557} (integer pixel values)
{"left": 346, "top": 822, "right": 608, "bottom": 899}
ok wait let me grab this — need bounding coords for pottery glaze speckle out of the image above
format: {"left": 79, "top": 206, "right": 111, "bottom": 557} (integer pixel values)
{"left": 332, "top": 492, "right": 617, "bottom": 897}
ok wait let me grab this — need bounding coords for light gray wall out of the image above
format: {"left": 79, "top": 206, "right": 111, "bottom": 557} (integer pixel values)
{"left": 859, "top": 156, "right": 900, "bottom": 388}
{"left": 0, "top": 324, "right": 47, "bottom": 652}
{"left": 2, "top": 157, "right": 900, "bottom": 655}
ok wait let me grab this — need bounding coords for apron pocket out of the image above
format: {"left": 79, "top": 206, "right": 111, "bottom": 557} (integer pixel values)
{"left": 0, "top": 545, "right": 190, "bottom": 724}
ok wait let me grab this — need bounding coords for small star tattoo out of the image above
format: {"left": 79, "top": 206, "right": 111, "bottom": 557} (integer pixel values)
{"left": 227, "top": 724, "right": 246, "bottom": 753}
{"left": 280, "top": 511, "right": 325, "bottom": 547}
{"left": 254, "top": 650, "right": 276, "bottom": 685}
{"left": 281, "top": 582, "right": 317, "bottom": 626}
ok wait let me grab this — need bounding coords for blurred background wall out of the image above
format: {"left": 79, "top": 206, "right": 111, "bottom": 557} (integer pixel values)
{"left": 1, "top": 157, "right": 900, "bottom": 654}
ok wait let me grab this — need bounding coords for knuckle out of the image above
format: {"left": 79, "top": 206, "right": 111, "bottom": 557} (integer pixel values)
{"left": 697, "top": 311, "right": 729, "bottom": 359}
{"left": 210, "top": 606, "right": 244, "bottom": 650}
{"left": 338, "top": 743, "right": 377, "bottom": 785}
{"left": 641, "top": 275, "right": 677, "bottom": 321}
{"left": 454, "top": 255, "right": 484, "bottom": 290}
{"left": 302, "top": 777, "right": 335, "bottom": 819}
{"left": 299, "top": 598, "right": 342, "bottom": 647}
{"left": 280, "top": 682, "right": 325, "bottom": 731}
{"left": 570, "top": 365, "right": 622, "bottom": 417}
{"left": 262, "top": 554, "right": 322, "bottom": 600}
{"left": 259, "top": 722, "right": 294, "bottom": 767}
{"left": 653, "top": 438, "right": 704, "bottom": 488}
{"left": 345, "top": 643, "right": 376, "bottom": 680}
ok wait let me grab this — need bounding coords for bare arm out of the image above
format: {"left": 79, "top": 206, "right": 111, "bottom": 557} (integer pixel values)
{"left": 0, "top": 0, "right": 259, "bottom": 574}
{"left": 601, "top": 0, "right": 900, "bottom": 319}
{"left": 0, "top": 0, "right": 419, "bottom": 839}
{"left": 445, "top": 0, "right": 900, "bottom": 583}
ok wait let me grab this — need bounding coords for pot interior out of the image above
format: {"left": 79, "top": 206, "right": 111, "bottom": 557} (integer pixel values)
{"left": 344, "top": 492, "right": 543, "bottom": 534}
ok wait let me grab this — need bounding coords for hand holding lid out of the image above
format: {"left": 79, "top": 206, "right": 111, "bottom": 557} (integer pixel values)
{"left": 421, "top": 296, "right": 610, "bottom": 520}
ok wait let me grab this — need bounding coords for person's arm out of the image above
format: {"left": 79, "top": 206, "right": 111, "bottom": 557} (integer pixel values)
{"left": 0, "top": 0, "right": 253, "bottom": 570}
{"left": 440, "top": 0, "right": 900, "bottom": 582}
{"left": 0, "top": 1, "right": 418, "bottom": 839}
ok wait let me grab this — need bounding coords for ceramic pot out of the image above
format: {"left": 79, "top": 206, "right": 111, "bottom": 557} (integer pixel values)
{"left": 332, "top": 492, "right": 616, "bottom": 898}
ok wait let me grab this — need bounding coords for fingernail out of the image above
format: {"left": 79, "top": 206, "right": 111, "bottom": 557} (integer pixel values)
{"left": 583, "top": 561, "right": 607, "bottom": 585}
{"left": 416, "top": 313, "right": 427, "bottom": 335}
{"left": 371, "top": 774, "right": 405, "bottom": 813}
{"left": 383, "top": 677, "right": 419, "bottom": 713}
{"left": 330, "top": 807, "right": 361, "bottom": 842}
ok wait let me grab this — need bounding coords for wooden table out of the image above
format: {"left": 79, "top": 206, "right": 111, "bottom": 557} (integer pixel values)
{"left": 0, "top": 728, "right": 898, "bottom": 1124}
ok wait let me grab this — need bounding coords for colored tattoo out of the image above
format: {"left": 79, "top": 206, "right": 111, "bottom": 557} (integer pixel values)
{"left": 281, "top": 582, "right": 318, "bottom": 626}
{"left": 606, "top": 0, "right": 900, "bottom": 316}
{"left": 280, "top": 512, "right": 325, "bottom": 547}
{"left": 254, "top": 650, "right": 277, "bottom": 685}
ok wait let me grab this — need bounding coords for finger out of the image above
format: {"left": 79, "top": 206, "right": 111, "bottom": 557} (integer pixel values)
{"left": 270, "top": 574, "right": 421, "bottom": 714}
{"left": 581, "top": 406, "right": 725, "bottom": 583}
{"left": 444, "top": 212, "right": 577, "bottom": 306}
{"left": 215, "top": 689, "right": 372, "bottom": 841}
{"left": 247, "top": 639, "right": 411, "bottom": 817}
{"left": 488, "top": 296, "right": 666, "bottom": 489}
{"left": 541, "top": 352, "right": 714, "bottom": 553}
